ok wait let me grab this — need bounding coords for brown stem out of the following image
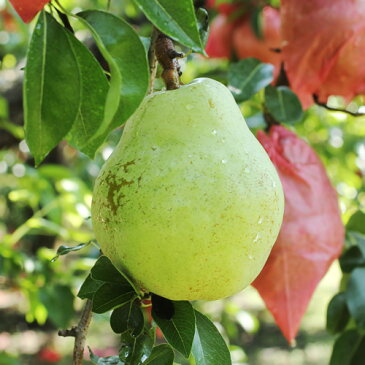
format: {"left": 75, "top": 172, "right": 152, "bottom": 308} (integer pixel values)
{"left": 58, "top": 299, "right": 93, "bottom": 365}
{"left": 313, "top": 94, "right": 365, "bottom": 117}
{"left": 154, "top": 31, "right": 183, "bottom": 90}
{"left": 148, "top": 28, "right": 159, "bottom": 94}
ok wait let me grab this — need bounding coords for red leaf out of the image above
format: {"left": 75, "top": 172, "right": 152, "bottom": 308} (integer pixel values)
{"left": 205, "top": 14, "right": 237, "bottom": 58}
{"left": 252, "top": 125, "right": 344, "bottom": 343}
{"left": 8, "top": 0, "right": 51, "bottom": 23}
{"left": 232, "top": 7, "right": 282, "bottom": 79}
{"left": 281, "top": 0, "right": 365, "bottom": 108}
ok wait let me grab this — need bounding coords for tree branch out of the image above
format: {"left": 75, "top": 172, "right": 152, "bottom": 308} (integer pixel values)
{"left": 58, "top": 299, "right": 93, "bottom": 365}
{"left": 148, "top": 28, "right": 159, "bottom": 94}
{"left": 154, "top": 31, "right": 183, "bottom": 90}
{"left": 313, "top": 94, "right": 365, "bottom": 117}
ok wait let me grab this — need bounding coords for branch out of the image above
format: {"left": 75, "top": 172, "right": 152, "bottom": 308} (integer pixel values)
{"left": 313, "top": 94, "right": 365, "bottom": 117}
{"left": 59, "top": 299, "right": 93, "bottom": 365}
{"left": 154, "top": 31, "right": 183, "bottom": 90}
{"left": 148, "top": 28, "right": 159, "bottom": 94}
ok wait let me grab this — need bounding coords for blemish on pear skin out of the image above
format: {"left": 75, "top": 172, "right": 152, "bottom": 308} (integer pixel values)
{"left": 208, "top": 99, "right": 215, "bottom": 108}
{"left": 105, "top": 171, "right": 134, "bottom": 213}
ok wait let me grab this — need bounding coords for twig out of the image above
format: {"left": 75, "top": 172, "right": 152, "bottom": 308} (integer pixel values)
{"left": 59, "top": 299, "right": 93, "bottom": 365}
{"left": 313, "top": 94, "right": 365, "bottom": 117}
{"left": 148, "top": 28, "right": 159, "bottom": 94}
{"left": 154, "top": 31, "right": 183, "bottom": 90}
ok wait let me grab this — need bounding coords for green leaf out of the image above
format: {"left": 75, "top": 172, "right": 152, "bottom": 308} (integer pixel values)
{"left": 228, "top": 59, "right": 274, "bottom": 102}
{"left": 89, "top": 348, "right": 123, "bottom": 364}
{"left": 329, "top": 330, "right": 363, "bottom": 365}
{"left": 196, "top": 8, "right": 209, "bottom": 49}
{"left": 192, "top": 310, "right": 231, "bottom": 365}
{"left": 345, "top": 267, "right": 365, "bottom": 330}
{"left": 327, "top": 292, "right": 350, "bottom": 334}
{"left": 143, "top": 344, "right": 174, "bottom": 365}
{"left": 91, "top": 256, "right": 131, "bottom": 285}
{"left": 63, "top": 30, "right": 109, "bottom": 157}
{"left": 39, "top": 284, "right": 74, "bottom": 328}
{"left": 264, "top": 85, "right": 303, "bottom": 124}
{"left": 132, "top": 0, "right": 203, "bottom": 52}
{"left": 78, "top": 274, "right": 104, "bottom": 300}
{"left": 77, "top": 10, "right": 149, "bottom": 155}
{"left": 24, "top": 12, "right": 81, "bottom": 165}
{"left": 340, "top": 245, "right": 365, "bottom": 273}
{"left": 92, "top": 282, "right": 136, "bottom": 314}
{"left": 110, "top": 300, "right": 144, "bottom": 336}
{"left": 52, "top": 241, "right": 92, "bottom": 262}
{"left": 351, "top": 336, "right": 365, "bottom": 365}
{"left": 152, "top": 301, "right": 195, "bottom": 358}
{"left": 120, "top": 331, "right": 154, "bottom": 365}
{"left": 347, "top": 211, "right": 365, "bottom": 234}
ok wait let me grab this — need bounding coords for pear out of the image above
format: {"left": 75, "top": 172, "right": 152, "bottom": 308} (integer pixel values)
{"left": 92, "top": 78, "right": 284, "bottom": 301}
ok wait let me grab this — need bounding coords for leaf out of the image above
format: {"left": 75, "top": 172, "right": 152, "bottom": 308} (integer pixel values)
{"left": 78, "top": 274, "right": 104, "bottom": 300}
{"left": 253, "top": 125, "right": 344, "bottom": 343}
{"left": 264, "top": 85, "right": 303, "bottom": 124}
{"left": 345, "top": 267, "right": 365, "bottom": 330}
{"left": 152, "top": 301, "right": 195, "bottom": 358}
{"left": 196, "top": 8, "right": 209, "bottom": 49}
{"left": 347, "top": 211, "right": 365, "bottom": 234}
{"left": 228, "top": 58, "right": 274, "bottom": 102}
{"left": 91, "top": 256, "right": 132, "bottom": 285}
{"left": 63, "top": 31, "right": 109, "bottom": 157}
{"left": 151, "top": 294, "right": 175, "bottom": 320}
{"left": 329, "top": 330, "right": 363, "bottom": 365}
{"left": 132, "top": 0, "right": 203, "bottom": 52}
{"left": 120, "top": 331, "right": 154, "bottom": 365}
{"left": 8, "top": 0, "right": 50, "bottom": 23}
{"left": 192, "top": 310, "right": 231, "bottom": 365}
{"left": 52, "top": 241, "right": 92, "bottom": 261}
{"left": 340, "top": 245, "right": 365, "bottom": 273}
{"left": 143, "top": 344, "right": 174, "bottom": 365}
{"left": 24, "top": 12, "right": 81, "bottom": 165}
{"left": 92, "top": 282, "right": 136, "bottom": 314}
{"left": 77, "top": 10, "right": 149, "bottom": 155}
{"left": 39, "top": 284, "right": 74, "bottom": 328}
{"left": 326, "top": 292, "right": 350, "bottom": 334}
{"left": 89, "top": 348, "right": 124, "bottom": 365}
{"left": 351, "top": 336, "right": 365, "bottom": 365}
{"left": 110, "top": 300, "right": 144, "bottom": 336}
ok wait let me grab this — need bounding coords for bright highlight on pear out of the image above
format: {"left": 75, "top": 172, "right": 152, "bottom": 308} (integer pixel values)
{"left": 92, "top": 78, "right": 284, "bottom": 301}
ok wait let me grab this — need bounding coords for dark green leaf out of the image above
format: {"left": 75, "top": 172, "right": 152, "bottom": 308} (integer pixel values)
{"left": 228, "top": 58, "right": 274, "bottom": 102}
{"left": 77, "top": 10, "right": 149, "bottom": 154}
{"left": 351, "top": 336, "right": 365, "bottom": 365}
{"left": 347, "top": 211, "right": 365, "bottom": 234}
{"left": 24, "top": 12, "right": 81, "bottom": 165}
{"left": 78, "top": 274, "right": 104, "bottom": 300}
{"left": 120, "top": 331, "right": 154, "bottom": 365}
{"left": 51, "top": 241, "right": 91, "bottom": 261}
{"left": 63, "top": 30, "right": 109, "bottom": 157}
{"left": 110, "top": 300, "right": 144, "bottom": 336}
{"left": 152, "top": 301, "right": 195, "bottom": 358}
{"left": 151, "top": 294, "right": 175, "bottom": 320}
{"left": 91, "top": 256, "right": 132, "bottom": 285}
{"left": 39, "top": 284, "right": 74, "bottom": 328}
{"left": 329, "top": 330, "right": 362, "bottom": 365}
{"left": 192, "top": 310, "right": 231, "bottom": 365}
{"left": 92, "top": 282, "right": 136, "bottom": 314}
{"left": 132, "top": 0, "right": 203, "bottom": 52}
{"left": 250, "top": 7, "right": 263, "bottom": 39}
{"left": 143, "top": 344, "right": 174, "bottom": 365}
{"left": 340, "top": 246, "right": 365, "bottom": 273}
{"left": 196, "top": 8, "right": 209, "bottom": 48}
{"left": 264, "top": 85, "right": 303, "bottom": 124}
{"left": 345, "top": 267, "right": 365, "bottom": 330}
{"left": 327, "top": 292, "right": 350, "bottom": 334}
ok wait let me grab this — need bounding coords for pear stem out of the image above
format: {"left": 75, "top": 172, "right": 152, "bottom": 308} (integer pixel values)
{"left": 148, "top": 27, "right": 159, "bottom": 94}
{"left": 154, "top": 31, "right": 183, "bottom": 90}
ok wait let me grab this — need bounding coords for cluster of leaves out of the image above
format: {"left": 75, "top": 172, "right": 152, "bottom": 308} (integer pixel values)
{"left": 23, "top": 0, "right": 207, "bottom": 165}
{"left": 228, "top": 58, "right": 303, "bottom": 126}
{"left": 327, "top": 211, "right": 365, "bottom": 365}
{"left": 78, "top": 256, "right": 232, "bottom": 365}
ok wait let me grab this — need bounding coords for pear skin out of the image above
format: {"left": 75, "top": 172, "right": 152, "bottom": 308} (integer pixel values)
{"left": 92, "top": 78, "right": 284, "bottom": 301}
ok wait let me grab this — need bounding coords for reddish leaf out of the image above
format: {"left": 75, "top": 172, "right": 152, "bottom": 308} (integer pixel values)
{"left": 253, "top": 125, "right": 344, "bottom": 343}
{"left": 281, "top": 0, "right": 365, "bottom": 108}
{"left": 8, "top": 0, "right": 51, "bottom": 23}
{"left": 205, "top": 14, "right": 237, "bottom": 58}
{"left": 233, "top": 7, "right": 282, "bottom": 79}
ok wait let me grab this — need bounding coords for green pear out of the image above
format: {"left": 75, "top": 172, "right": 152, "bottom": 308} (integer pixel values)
{"left": 92, "top": 78, "right": 284, "bottom": 301}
